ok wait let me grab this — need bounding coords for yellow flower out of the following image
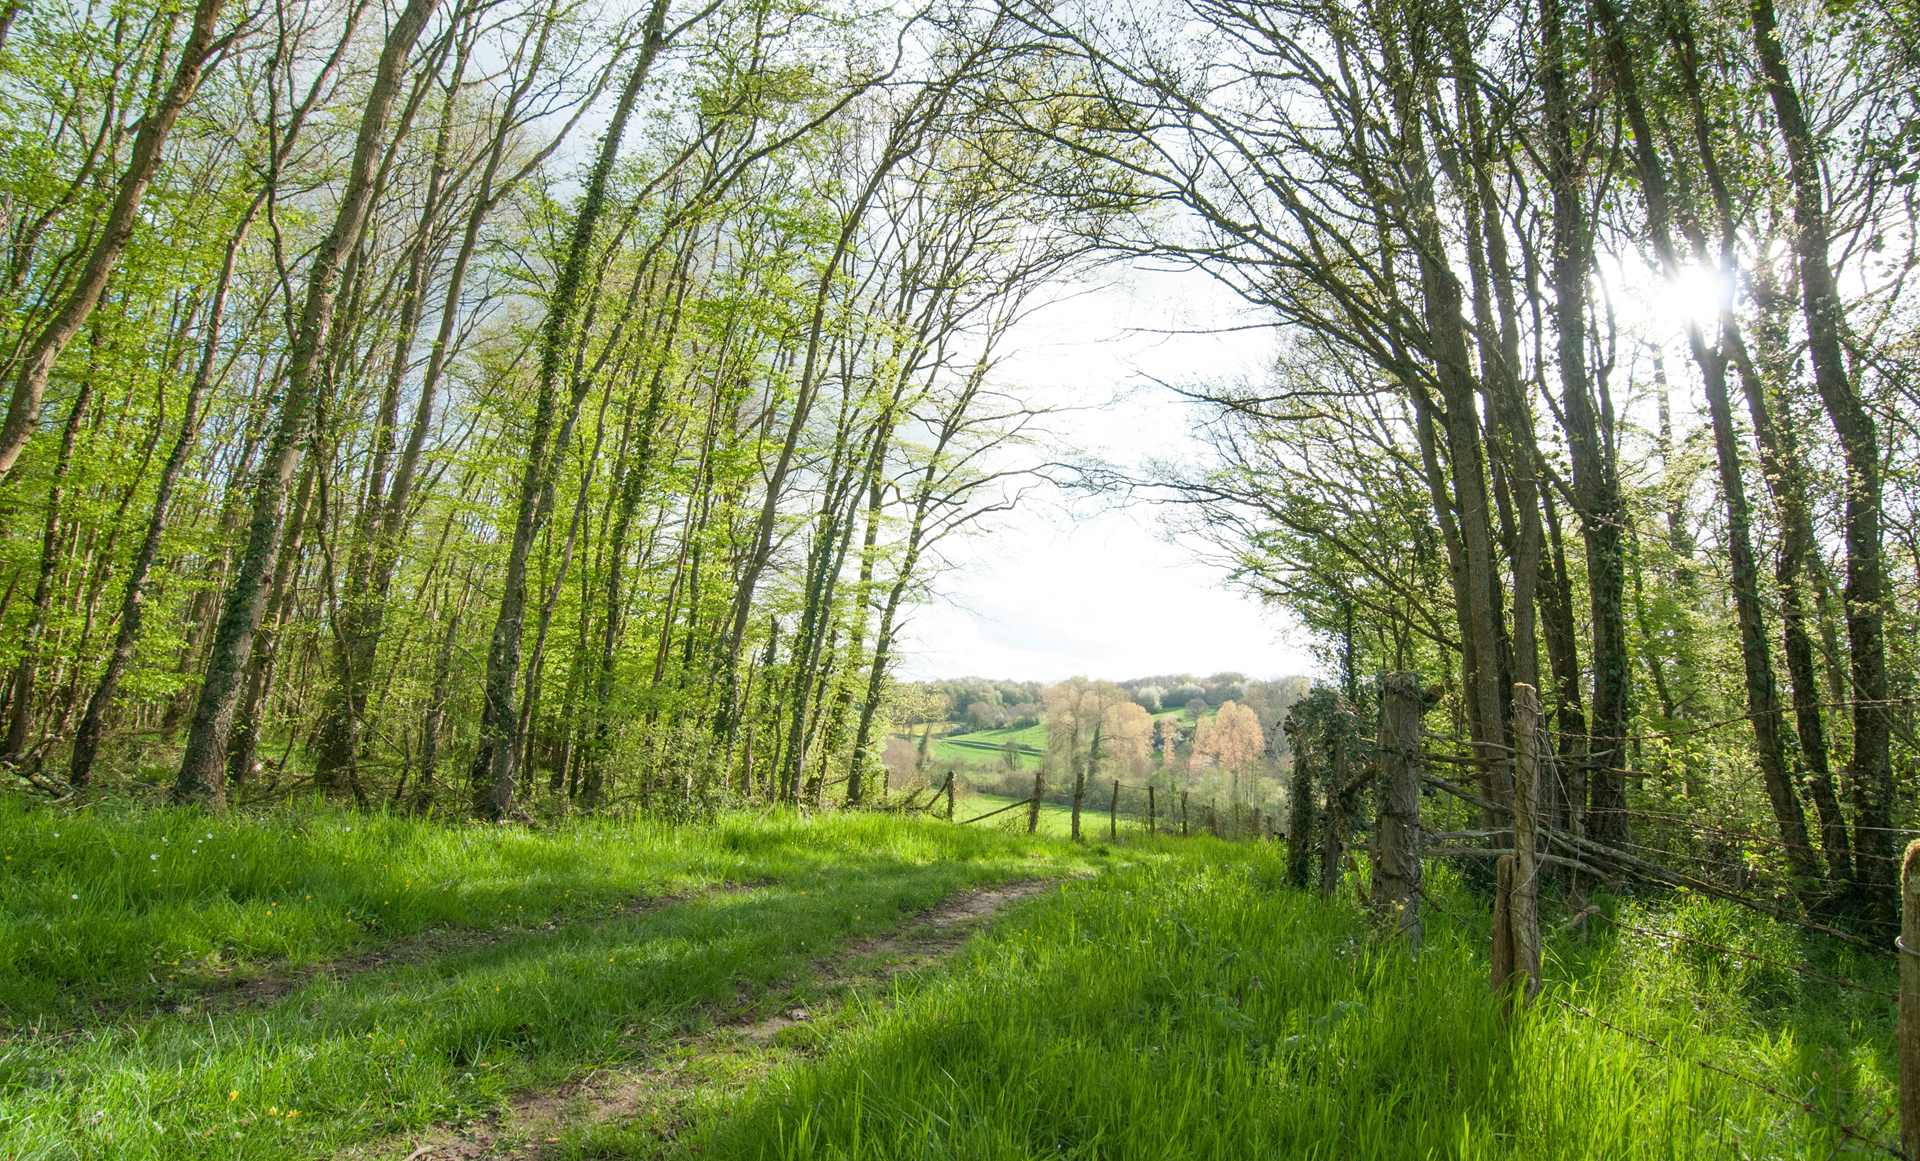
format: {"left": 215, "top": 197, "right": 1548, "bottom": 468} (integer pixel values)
{"left": 287, "top": 1110, "right": 300, "bottom": 1119}
{"left": 228, "top": 1091, "right": 238, "bottom": 1101}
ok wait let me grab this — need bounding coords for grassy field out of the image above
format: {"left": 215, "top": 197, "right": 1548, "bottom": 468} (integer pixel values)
{"left": 953, "top": 789, "right": 1080, "bottom": 836}
{"left": 922, "top": 706, "right": 1209, "bottom": 774}
{"left": 0, "top": 800, "right": 1105, "bottom": 1160}
{"left": 583, "top": 853, "right": 1900, "bottom": 1161}
{"left": 927, "top": 723, "right": 1046, "bottom": 771}
{"left": 1, "top": 796, "right": 1898, "bottom": 1160}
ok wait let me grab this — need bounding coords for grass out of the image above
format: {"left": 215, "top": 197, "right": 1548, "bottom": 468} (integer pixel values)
{"left": 0, "top": 801, "right": 1107, "bottom": 1160}
{"left": 0, "top": 796, "right": 754, "bottom": 1024}
{"left": 580, "top": 845, "right": 1898, "bottom": 1161}
{"left": 4, "top": 797, "right": 1897, "bottom": 1161}
{"left": 954, "top": 790, "right": 1081, "bottom": 836}
{"left": 923, "top": 709, "right": 1212, "bottom": 774}
{"left": 928, "top": 724, "right": 1045, "bottom": 772}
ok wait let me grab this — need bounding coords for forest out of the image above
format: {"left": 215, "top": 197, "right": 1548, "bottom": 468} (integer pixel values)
{"left": 2, "top": 0, "right": 1918, "bottom": 1153}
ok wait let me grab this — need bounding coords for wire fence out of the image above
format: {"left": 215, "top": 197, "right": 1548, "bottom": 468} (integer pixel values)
{"left": 1402, "top": 685, "right": 1915, "bottom": 1156}
{"left": 918, "top": 685, "right": 1915, "bottom": 1152}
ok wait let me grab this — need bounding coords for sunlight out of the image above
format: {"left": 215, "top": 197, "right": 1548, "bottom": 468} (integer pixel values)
{"left": 1654, "top": 261, "right": 1732, "bottom": 333}
{"left": 1597, "top": 253, "right": 1733, "bottom": 339}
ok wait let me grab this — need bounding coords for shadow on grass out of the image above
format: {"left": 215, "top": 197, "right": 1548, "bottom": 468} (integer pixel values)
{"left": 0, "top": 836, "right": 1074, "bottom": 1161}
{"left": 0, "top": 801, "right": 1073, "bottom": 1026}
{"left": 639, "top": 856, "right": 1898, "bottom": 1161}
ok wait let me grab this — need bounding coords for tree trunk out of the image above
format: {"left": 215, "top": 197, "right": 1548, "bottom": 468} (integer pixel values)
{"left": 173, "top": 0, "right": 439, "bottom": 809}
{"left": 468, "top": 0, "right": 670, "bottom": 819}
{"left": 1541, "top": 0, "right": 1629, "bottom": 849}
{"left": 0, "top": 0, "right": 229, "bottom": 486}
{"left": 4, "top": 372, "right": 94, "bottom": 761}
{"left": 1749, "top": 0, "right": 1895, "bottom": 920}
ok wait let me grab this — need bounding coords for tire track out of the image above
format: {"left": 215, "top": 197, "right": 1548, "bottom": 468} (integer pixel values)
{"left": 384, "top": 876, "right": 1064, "bottom": 1161}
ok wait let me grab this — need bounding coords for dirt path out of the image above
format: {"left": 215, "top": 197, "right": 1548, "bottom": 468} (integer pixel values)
{"left": 380, "top": 876, "right": 1062, "bottom": 1161}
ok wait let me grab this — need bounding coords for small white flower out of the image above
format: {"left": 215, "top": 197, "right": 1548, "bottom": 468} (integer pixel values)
{"left": 150, "top": 853, "right": 159, "bottom": 861}
{"left": 70, "top": 893, "right": 79, "bottom": 900}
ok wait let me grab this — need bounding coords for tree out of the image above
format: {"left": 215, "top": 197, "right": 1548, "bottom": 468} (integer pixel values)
{"left": 0, "top": 0, "right": 231, "bottom": 487}
{"left": 1043, "top": 678, "right": 1129, "bottom": 841}
{"left": 173, "top": 0, "right": 443, "bottom": 809}
{"left": 1192, "top": 699, "right": 1265, "bottom": 813}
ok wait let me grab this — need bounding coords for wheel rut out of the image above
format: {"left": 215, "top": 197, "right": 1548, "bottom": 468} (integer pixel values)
{"left": 381, "top": 876, "right": 1064, "bottom": 1161}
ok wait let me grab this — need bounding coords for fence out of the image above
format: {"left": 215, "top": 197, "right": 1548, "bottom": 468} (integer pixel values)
{"left": 910, "top": 678, "right": 1919, "bottom": 1152}
{"left": 907, "top": 765, "right": 1281, "bottom": 841}
{"left": 1358, "top": 672, "right": 1918, "bottom": 1156}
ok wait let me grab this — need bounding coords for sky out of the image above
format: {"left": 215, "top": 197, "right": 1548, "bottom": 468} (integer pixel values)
{"left": 891, "top": 265, "right": 1323, "bottom": 685}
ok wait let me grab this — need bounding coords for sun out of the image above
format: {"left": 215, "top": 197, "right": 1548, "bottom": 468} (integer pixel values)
{"left": 1655, "top": 261, "right": 1732, "bottom": 334}
{"left": 1596, "top": 254, "right": 1733, "bottom": 340}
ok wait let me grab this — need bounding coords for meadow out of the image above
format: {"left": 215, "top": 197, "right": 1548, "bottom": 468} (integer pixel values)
{"left": 0, "top": 797, "right": 1898, "bottom": 1160}
{"left": 921, "top": 705, "right": 1207, "bottom": 776}
{"left": 926, "top": 722, "right": 1048, "bottom": 771}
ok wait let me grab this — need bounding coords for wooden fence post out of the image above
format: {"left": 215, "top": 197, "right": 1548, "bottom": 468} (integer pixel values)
{"left": 1028, "top": 767, "right": 1044, "bottom": 834}
{"left": 1285, "top": 718, "right": 1315, "bottom": 888}
{"left": 1512, "top": 683, "right": 1542, "bottom": 1000}
{"left": 1318, "top": 724, "right": 1352, "bottom": 896}
{"left": 1901, "top": 841, "right": 1920, "bottom": 1158}
{"left": 1492, "top": 854, "right": 1516, "bottom": 1004}
{"left": 1109, "top": 780, "right": 1119, "bottom": 839}
{"left": 1370, "top": 671, "right": 1423, "bottom": 948}
{"left": 945, "top": 771, "right": 956, "bottom": 821}
{"left": 1180, "top": 789, "right": 1189, "bottom": 836}
{"left": 1149, "top": 785, "right": 1157, "bottom": 835}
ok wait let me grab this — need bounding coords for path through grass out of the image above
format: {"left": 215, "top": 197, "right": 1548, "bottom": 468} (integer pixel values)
{"left": 582, "top": 843, "right": 1900, "bottom": 1161}
{"left": 4, "top": 800, "right": 1898, "bottom": 1161}
{"left": 0, "top": 804, "right": 1107, "bottom": 1160}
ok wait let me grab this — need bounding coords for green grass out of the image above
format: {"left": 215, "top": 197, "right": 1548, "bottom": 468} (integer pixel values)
{"left": 954, "top": 790, "right": 1082, "bottom": 836}
{"left": 923, "top": 711, "right": 1211, "bottom": 774}
{"left": 590, "top": 845, "right": 1898, "bottom": 1161}
{"left": 927, "top": 723, "right": 1046, "bottom": 772}
{"left": 0, "top": 801, "right": 1107, "bottom": 1160}
{"left": 5, "top": 797, "right": 1897, "bottom": 1161}
{"left": 0, "top": 796, "right": 755, "bottom": 1024}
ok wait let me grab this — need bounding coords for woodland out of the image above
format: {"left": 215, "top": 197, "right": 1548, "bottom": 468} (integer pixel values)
{"left": 1, "top": 0, "right": 1918, "bottom": 1152}
{"left": 0, "top": 0, "right": 1914, "bottom": 882}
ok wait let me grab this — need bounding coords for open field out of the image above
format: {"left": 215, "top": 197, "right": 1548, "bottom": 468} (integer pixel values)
{"left": 0, "top": 797, "right": 1898, "bottom": 1160}
{"left": 927, "top": 723, "right": 1046, "bottom": 771}
{"left": 953, "top": 789, "right": 1080, "bottom": 835}
{"left": 917, "top": 706, "right": 1212, "bottom": 774}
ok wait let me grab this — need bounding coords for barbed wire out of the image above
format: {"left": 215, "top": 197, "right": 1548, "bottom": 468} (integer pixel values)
{"left": 1583, "top": 808, "right": 1908, "bottom": 865}
{"left": 1415, "top": 770, "right": 1893, "bottom": 956}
